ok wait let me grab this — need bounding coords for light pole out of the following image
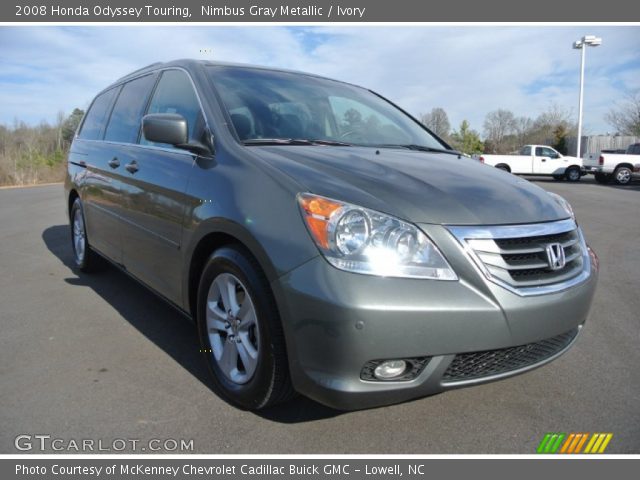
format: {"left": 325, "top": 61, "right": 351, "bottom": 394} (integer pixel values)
{"left": 573, "top": 35, "right": 602, "bottom": 158}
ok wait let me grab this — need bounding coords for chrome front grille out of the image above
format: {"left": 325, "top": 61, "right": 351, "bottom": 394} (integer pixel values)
{"left": 448, "top": 219, "right": 591, "bottom": 296}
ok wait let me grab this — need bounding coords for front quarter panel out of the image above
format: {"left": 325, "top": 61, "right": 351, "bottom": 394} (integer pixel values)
{"left": 179, "top": 149, "right": 319, "bottom": 311}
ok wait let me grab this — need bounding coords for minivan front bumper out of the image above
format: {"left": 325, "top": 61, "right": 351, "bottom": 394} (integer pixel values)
{"left": 272, "top": 226, "right": 598, "bottom": 410}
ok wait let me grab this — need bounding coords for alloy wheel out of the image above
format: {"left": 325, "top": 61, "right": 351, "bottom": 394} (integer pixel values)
{"left": 72, "top": 208, "right": 86, "bottom": 264}
{"left": 206, "top": 273, "right": 260, "bottom": 384}
{"left": 616, "top": 169, "right": 631, "bottom": 184}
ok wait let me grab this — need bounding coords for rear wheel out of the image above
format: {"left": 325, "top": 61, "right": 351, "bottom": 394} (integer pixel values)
{"left": 565, "top": 167, "right": 581, "bottom": 182}
{"left": 495, "top": 164, "right": 510, "bottom": 172}
{"left": 196, "top": 245, "right": 295, "bottom": 410}
{"left": 613, "top": 166, "right": 632, "bottom": 185}
{"left": 594, "top": 172, "right": 611, "bottom": 184}
{"left": 70, "top": 198, "right": 102, "bottom": 272}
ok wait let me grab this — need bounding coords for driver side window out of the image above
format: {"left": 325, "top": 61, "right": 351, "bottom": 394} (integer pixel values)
{"left": 536, "top": 147, "right": 558, "bottom": 158}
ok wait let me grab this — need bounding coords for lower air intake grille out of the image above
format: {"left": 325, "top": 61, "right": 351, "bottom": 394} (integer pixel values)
{"left": 442, "top": 328, "right": 579, "bottom": 383}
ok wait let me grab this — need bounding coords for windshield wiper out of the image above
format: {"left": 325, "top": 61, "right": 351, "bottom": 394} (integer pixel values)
{"left": 379, "top": 144, "right": 461, "bottom": 156}
{"left": 308, "top": 139, "right": 352, "bottom": 146}
{"left": 242, "top": 138, "right": 352, "bottom": 147}
{"left": 242, "top": 138, "right": 314, "bottom": 146}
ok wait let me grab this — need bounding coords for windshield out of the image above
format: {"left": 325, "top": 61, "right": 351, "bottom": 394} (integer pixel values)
{"left": 208, "top": 66, "right": 447, "bottom": 149}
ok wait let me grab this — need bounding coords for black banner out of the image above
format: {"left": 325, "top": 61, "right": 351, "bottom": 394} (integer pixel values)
{"left": 4, "top": 0, "right": 640, "bottom": 22}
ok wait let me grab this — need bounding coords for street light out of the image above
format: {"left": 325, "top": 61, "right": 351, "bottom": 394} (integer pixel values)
{"left": 573, "top": 35, "right": 602, "bottom": 158}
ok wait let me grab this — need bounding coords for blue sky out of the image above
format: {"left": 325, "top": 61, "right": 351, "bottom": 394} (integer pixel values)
{"left": 0, "top": 26, "right": 639, "bottom": 136}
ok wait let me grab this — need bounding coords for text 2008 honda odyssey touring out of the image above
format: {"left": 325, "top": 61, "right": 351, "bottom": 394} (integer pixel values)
{"left": 66, "top": 60, "right": 598, "bottom": 410}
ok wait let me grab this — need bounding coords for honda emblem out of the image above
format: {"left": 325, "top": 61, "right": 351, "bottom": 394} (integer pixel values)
{"left": 545, "top": 243, "right": 566, "bottom": 270}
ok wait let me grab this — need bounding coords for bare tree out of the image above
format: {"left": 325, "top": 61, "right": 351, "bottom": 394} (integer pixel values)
{"left": 0, "top": 109, "right": 82, "bottom": 186}
{"left": 526, "top": 103, "right": 577, "bottom": 145}
{"left": 420, "top": 107, "right": 451, "bottom": 139}
{"left": 513, "top": 116, "right": 534, "bottom": 148}
{"left": 56, "top": 111, "right": 65, "bottom": 152}
{"left": 483, "top": 109, "right": 516, "bottom": 153}
{"left": 605, "top": 91, "right": 640, "bottom": 135}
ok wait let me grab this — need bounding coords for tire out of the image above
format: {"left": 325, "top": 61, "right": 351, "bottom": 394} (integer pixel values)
{"left": 613, "top": 166, "right": 632, "bottom": 185}
{"left": 496, "top": 164, "right": 510, "bottom": 172}
{"left": 552, "top": 175, "right": 564, "bottom": 181}
{"left": 196, "top": 245, "right": 295, "bottom": 410}
{"left": 594, "top": 172, "right": 611, "bottom": 184}
{"left": 565, "top": 167, "right": 581, "bottom": 182}
{"left": 70, "top": 198, "right": 102, "bottom": 272}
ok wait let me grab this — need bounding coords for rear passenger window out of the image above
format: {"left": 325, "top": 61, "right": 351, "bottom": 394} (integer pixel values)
{"left": 142, "top": 70, "right": 205, "bottom": 147}
{"left": 104, "top": 74, "right": 155, "bottom": 144}
{"left": 78, "top": 88, "right": 118, "bottom": 140}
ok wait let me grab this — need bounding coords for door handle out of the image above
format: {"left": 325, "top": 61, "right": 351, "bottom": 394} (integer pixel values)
{"left": 125, "top": 161, "right": 139, "bottom": 174}
{"left": 108, "top": 157, "right": 120, "bottom": 169}
{"left": 542, "top": 158, "right": 547, "bottom": 162}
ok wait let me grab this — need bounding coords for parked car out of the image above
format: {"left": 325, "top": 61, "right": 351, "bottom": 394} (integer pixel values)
{"left": 480, "top": 145, "right": 584, "bottom": 181}
{"left": 65, "top": 60, "right": 598, "bottom": 410}
{"left": 583, "top": 143, "right": 640, "bottom": 185}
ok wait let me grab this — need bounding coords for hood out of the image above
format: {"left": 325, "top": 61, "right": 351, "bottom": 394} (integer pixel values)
{"left": 252, "top": 145, "right": 569, "bottom": 225}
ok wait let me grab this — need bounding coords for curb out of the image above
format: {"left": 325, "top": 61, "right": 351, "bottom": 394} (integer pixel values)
{"left": 0, "top": 182, "right": 64, "bottom": 190}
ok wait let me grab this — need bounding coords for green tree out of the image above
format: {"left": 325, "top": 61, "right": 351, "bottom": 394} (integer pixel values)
{"left": 450, "top": 120, "right": 484, "bottom": 155}
{"left": 552, "top": 124, "right": 569, "bottom": 154}
{"left": 61, "top": 108, "right": 85, "bottom": 145}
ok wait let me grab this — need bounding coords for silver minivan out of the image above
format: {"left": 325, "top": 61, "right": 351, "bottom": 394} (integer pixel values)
{"left": 66, "top": 60, "right": 598, "bottom": 410}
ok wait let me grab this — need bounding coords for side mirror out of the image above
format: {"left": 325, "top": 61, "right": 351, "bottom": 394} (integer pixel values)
{"left": 142, "top": 113, "right": 188, "bottom": 146}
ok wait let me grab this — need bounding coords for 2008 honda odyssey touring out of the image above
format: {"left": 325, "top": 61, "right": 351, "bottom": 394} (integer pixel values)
{"left": 65, "top": 60, "right": 598, "bottom": 410}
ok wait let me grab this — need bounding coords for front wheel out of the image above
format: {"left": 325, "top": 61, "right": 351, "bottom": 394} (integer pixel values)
{"left": 565, "top": 167, "right": 581, "bottom": 182}
{"left": 613, "top": 167, "right": 632, "bottom": 185}
{"left": 70, "top": 198, "right": 102, "bottom": 272}
{"left": 196, "top": 245, "right": 294, "bottom": 410}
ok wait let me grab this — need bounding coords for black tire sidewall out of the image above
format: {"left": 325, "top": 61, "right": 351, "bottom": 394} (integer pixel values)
{"left": 70, "top": 199, "right": 89, "bottom": 270}
{"left": 196, "top": 246, "right": 278, "bottom": 410}
{"left": 565, "top": 167, "right": 581, "bottom": 182}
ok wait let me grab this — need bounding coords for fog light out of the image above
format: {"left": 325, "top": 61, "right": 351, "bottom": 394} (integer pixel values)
{"left": 373, "top": 360, "right": 407, "bottom": 379}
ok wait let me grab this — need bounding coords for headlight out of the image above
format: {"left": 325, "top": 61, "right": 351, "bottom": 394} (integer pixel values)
{"left": 297, "top": 193, "right": 457, "bottom": 280}
{"left": 547, "top": 192, "right": 575, "bottom": 221}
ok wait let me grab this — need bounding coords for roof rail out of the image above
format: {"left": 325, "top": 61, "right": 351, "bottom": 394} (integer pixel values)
{"left": 115, "top": 62, "right": 163, "bottom": 83}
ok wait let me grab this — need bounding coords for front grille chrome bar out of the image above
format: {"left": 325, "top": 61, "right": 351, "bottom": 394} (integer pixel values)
{"left": 448, "top": 219, "right": 591, "bottom": 297}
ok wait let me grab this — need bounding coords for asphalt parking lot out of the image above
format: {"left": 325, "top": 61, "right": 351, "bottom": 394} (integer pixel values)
{"left": 1, "top": 177, "right": 639, "bottom": 454}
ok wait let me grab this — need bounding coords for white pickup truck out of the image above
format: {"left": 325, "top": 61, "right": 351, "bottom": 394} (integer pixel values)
{"left": 583, "top": 143, "right": 640, "bottom": 185}
{"left": 480, "top": 145, "right": 584, "bottom": 182}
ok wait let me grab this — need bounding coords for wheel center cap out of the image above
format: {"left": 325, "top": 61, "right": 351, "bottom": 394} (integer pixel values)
{"left": 227, "top": 312, "right": 239, "bottom": 335}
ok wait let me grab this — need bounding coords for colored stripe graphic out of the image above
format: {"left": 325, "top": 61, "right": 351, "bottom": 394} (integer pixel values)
{"left": 574, "top": 433, "right": 589, "bottom": 453}
{"left": 559, "top": 433, "right": 575, "bottom": 453}
{"left": 538, "top": 433, "right": 613, "bottom": 454}
{"left": 537, "top": 433, "right": 566, "bottom": 453}
{"left": 585, "top": 433, "right": 613, "bottom": 454}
